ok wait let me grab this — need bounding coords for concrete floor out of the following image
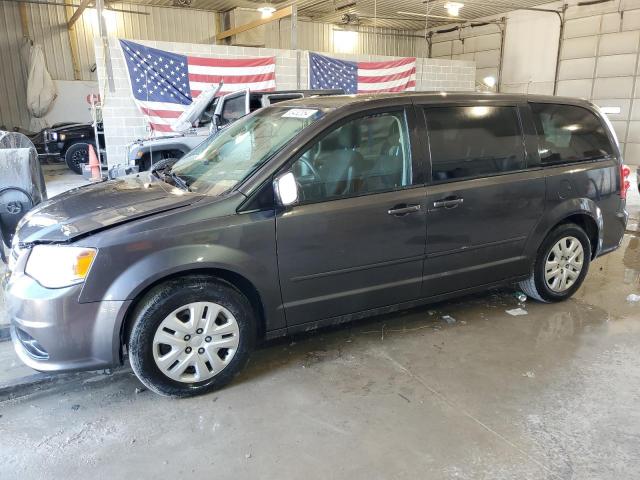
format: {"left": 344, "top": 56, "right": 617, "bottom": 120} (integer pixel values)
{"left": 1, "top": 169, "right": 639, "bottom": 479}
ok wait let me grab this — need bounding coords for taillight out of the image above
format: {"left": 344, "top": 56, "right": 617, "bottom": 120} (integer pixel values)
{"left": 620, "top": 164, "right": 631, "bottom": 199}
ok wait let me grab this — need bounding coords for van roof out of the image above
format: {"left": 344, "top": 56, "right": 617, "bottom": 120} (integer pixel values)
{"left": 274, "top": 92, "right": 595, "bottom": 110}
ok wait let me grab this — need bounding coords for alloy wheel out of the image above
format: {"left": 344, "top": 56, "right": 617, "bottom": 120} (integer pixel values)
{"left": 152, "top": 302, "right": 240, "bottom": 383}
{"left": 544, "top": 236, "right": 584, "bottom": 293}
{"left": 72, "top": 148, "right": 88, "bottom": 168}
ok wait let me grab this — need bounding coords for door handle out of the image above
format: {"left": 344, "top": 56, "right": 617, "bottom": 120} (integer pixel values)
{"left": 388, "top": 204, "right": 422, "bottom": 216}
{"left": 432, "top": 197, "right": 464, "bottom": 209}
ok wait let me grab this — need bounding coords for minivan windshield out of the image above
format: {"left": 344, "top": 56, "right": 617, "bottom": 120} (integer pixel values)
{"left": 170, "top": 106, "right": 325, "bottom": 195}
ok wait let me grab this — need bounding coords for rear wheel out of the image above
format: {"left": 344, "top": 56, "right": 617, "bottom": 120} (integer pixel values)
{"left": 128, "top": 276, "right": 256, "bottom": 397}
{"left": 520, "top": 223, "right": 591, "bottom": 302}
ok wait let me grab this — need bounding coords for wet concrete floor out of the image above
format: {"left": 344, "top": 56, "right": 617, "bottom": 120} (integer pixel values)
{"left": 1, "top": 231, "right": 640, "bottom": 479}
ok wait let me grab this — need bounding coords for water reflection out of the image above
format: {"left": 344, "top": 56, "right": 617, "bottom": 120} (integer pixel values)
{"left": 622, "top": 234, "right": 640, "bottom": 284}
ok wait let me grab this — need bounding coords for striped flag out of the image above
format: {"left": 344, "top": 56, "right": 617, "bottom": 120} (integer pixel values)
{"left": 119, "top": 39, "right": 276, "bottom": 132}
{"left": 309, "top": 52, "right": 416, "bottom": 94}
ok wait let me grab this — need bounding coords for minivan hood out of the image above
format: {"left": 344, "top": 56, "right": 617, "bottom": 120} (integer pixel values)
{"left": 16, "top": 175, "right": 201, "bottom": 245}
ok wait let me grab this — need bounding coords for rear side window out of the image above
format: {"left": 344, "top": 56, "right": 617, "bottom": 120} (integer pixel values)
{"left": 530, "top": 103, "right": 614, "bottom": 164}
{"left": 425, "top": 106, "right": 525, "bottom": 182}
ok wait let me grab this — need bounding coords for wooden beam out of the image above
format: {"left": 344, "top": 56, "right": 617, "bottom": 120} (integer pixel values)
{"left": 67, "top": 0, "right": 92, "bottom": 29}
{"left": 19, "top": 3, "right": 30, "bottom": 38}
{"left": 64, "top": 4, "right": 82, "bottom": 79}
{"left": 216, "top": 6, "right": 292, "bottom": 41}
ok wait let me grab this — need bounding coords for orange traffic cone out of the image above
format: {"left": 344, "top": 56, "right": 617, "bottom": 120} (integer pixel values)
{"left": 88, "top": 144, "right": 101, "bottom": 181}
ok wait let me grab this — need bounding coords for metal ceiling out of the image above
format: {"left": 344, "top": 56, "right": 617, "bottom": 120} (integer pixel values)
{"left": 115, "top": 0, "right": 559, "bottom": 30}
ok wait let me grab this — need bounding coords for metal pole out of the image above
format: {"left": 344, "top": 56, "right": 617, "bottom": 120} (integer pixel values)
{"left": 497, "top": 17, "right": 506, "bottom": 92}
{"left": 90, "top": 97, "right": 103, "bottom": 174}
{"left": 95, "top": 0, "right": 115, "bottom": 93}
{"left": 553, "top": 4, "right": 567, "bottom": 95}
{"left": 291, "top": 5, "right": 300, "bottom": 88}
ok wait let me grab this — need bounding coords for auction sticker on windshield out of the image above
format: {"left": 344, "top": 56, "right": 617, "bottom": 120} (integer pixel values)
{"left": 282, "top": 109, "right": 319, "bottom": 119}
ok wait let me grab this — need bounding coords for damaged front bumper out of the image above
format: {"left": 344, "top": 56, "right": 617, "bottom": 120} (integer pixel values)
{"left": 5, "top": 263, "right": 131, "bottom": 373}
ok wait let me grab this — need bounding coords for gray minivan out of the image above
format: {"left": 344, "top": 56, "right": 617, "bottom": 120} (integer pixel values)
{"left": 4, "top": 93, "right": 628, "bottom": 397}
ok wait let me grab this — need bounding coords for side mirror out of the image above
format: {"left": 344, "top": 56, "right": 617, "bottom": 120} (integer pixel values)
{"left": 211, "top": 114, "right": 220, "bottom": 134}
{"left": 274, "top": 171, "right": 299, "bottom": 207}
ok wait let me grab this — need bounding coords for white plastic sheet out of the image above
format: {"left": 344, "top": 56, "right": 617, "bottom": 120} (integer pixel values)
{"left": 25, "top": 44, "right": 57, "bottom": 132}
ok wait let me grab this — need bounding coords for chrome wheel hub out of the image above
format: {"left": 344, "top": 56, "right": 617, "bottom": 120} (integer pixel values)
{"left": 544, "top": 236, "right": 584, "bottom": 293}
{"left": 152, "top": 302, "right": 240, "bottom": 383}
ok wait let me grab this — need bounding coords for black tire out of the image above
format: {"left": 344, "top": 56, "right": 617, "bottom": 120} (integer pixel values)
{"left": 520, "top": 223, "right": 591, "bottom": 303}
{"left": 64, "top": 142, "right": 95, "bottom": 175}
{"left": 150, "top": 157, "right": 179, "bottom": 173}
{"left": 128, "top": 276, "right": 256, "bottom": 397}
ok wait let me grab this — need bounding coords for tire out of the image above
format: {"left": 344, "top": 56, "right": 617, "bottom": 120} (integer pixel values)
{"left": 149, "top": 157, "right": 178, "bottom": 173}
{"left": 128, "top": 276, "right": 256, "bottom": 397}
{"left": 520, "top": 223, "right": 591, "bottom": 303}
{"left": 64, "top": 142, "right": 95, "bottom": 175}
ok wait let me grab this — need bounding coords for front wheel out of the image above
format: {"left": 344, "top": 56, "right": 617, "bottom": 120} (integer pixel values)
{"left": 64, "top": 142, "right": 95, "bottom": 174}
{"left": 520, "top": 223, "right": 591, "bottom": 303}
{"left": 128, "top": 276, "right": 256, "bottom": 397}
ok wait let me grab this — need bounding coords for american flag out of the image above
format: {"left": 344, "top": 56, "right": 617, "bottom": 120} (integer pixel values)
{"left": 120, "top": 39, "right": 276, "bottom": 132}
{"left": 309, "top": 52, "right": 416, "bottom": 94}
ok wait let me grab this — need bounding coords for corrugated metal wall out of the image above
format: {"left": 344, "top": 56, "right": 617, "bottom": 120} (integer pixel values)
{"left": 0, "top": 1, "right": 30, "bottom": 130}
{"left": 73, "top": 3, "right": 217, "bottom": 81}
{"left": 265, "top": 19, "right": 425, "bottom": 58}
{"left": 0, "top": 1, "right": 217, "bottom": 129}
{"left": 1, "top": 1, "right": 426, "bottom": 130}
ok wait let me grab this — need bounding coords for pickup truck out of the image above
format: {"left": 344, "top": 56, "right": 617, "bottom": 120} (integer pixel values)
{"left": 42, "top": 122, "right": 106, "bottom": 174}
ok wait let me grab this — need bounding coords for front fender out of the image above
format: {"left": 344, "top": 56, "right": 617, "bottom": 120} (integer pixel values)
{"left": 79, "top": 208, "right": 285, "bottom": 339}
{"left": 524, "top": 197, "right": 603, "bottom": 262}
{"left": 102, "top": 244, "right": 267, "bottom": 303}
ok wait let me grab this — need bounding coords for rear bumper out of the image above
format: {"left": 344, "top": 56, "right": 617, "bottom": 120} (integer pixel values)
{"left": 597, "top": 207, "right": 628, "bottom": 258}
{"left": 6, "top": 271, "right": 131, "bottom": 373}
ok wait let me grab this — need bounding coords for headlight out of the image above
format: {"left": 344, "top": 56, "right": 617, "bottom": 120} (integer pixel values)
{"left": 59, "top": 134, "right": 66, "bottom": 141}
{"left": 25, "top": 245, "right": 97, "bottom": 288}
{"left": 50, "top": 132, "right": 58, "bottom": 141}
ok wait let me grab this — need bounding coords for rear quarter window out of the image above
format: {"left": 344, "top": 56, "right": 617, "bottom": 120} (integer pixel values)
{"left": 530, "top": 103, "right": 614, "bottom": 164}
{"left": 424, "top": 105, "right": 526, "bottom": 182}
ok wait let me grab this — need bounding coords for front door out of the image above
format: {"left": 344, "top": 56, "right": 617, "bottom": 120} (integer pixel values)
{"left": 276, "top": 108, "right": 428, "bottom": 326}
{"left": 420, "top": 104, "right": 546, "bottom": 297}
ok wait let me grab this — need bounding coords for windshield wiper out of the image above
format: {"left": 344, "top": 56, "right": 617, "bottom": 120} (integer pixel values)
{"left": 150, "top": 168, "right": 190, "bottom": 191}
{"left": 167, "top": 171, "right": 190, "bottom": 191}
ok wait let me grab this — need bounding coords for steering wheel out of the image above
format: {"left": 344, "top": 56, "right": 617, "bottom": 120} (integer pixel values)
{"left": 294, "top": 157, "right": 325, "bottom": 201}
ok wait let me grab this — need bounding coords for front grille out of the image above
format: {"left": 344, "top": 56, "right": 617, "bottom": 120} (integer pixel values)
{"left": 15, "top": 327, "right": 49, "bottom": 360}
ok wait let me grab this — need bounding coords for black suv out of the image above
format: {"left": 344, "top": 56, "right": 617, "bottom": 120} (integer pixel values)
{"left": 5, "top": 93, "right": 627, "bottom": 397}
{"left": 42, "top": 122, "right": 105, "bottom": 174}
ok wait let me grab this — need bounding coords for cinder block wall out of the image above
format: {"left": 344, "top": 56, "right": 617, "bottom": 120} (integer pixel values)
{"left": 557, "top": 3, "right": 640, "bottom": 165}
{"left": 95, "top": 37, "right": 475, "bottom": 168}
{"left": 429, "top": 23, "right": 503, "bottom": 88}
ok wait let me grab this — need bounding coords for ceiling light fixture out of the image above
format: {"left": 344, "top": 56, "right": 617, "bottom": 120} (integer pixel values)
{"left": 396, "top": 11, "right": 467, "bottom": 21}
{"left": 444, "top": 2, "right": 464, "bottom": 16}
{"left": 483, "top": 76, "right": 496, "bottom": 88}
{"left": 257, "top": 6, "right": 276, "bottom": 18}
